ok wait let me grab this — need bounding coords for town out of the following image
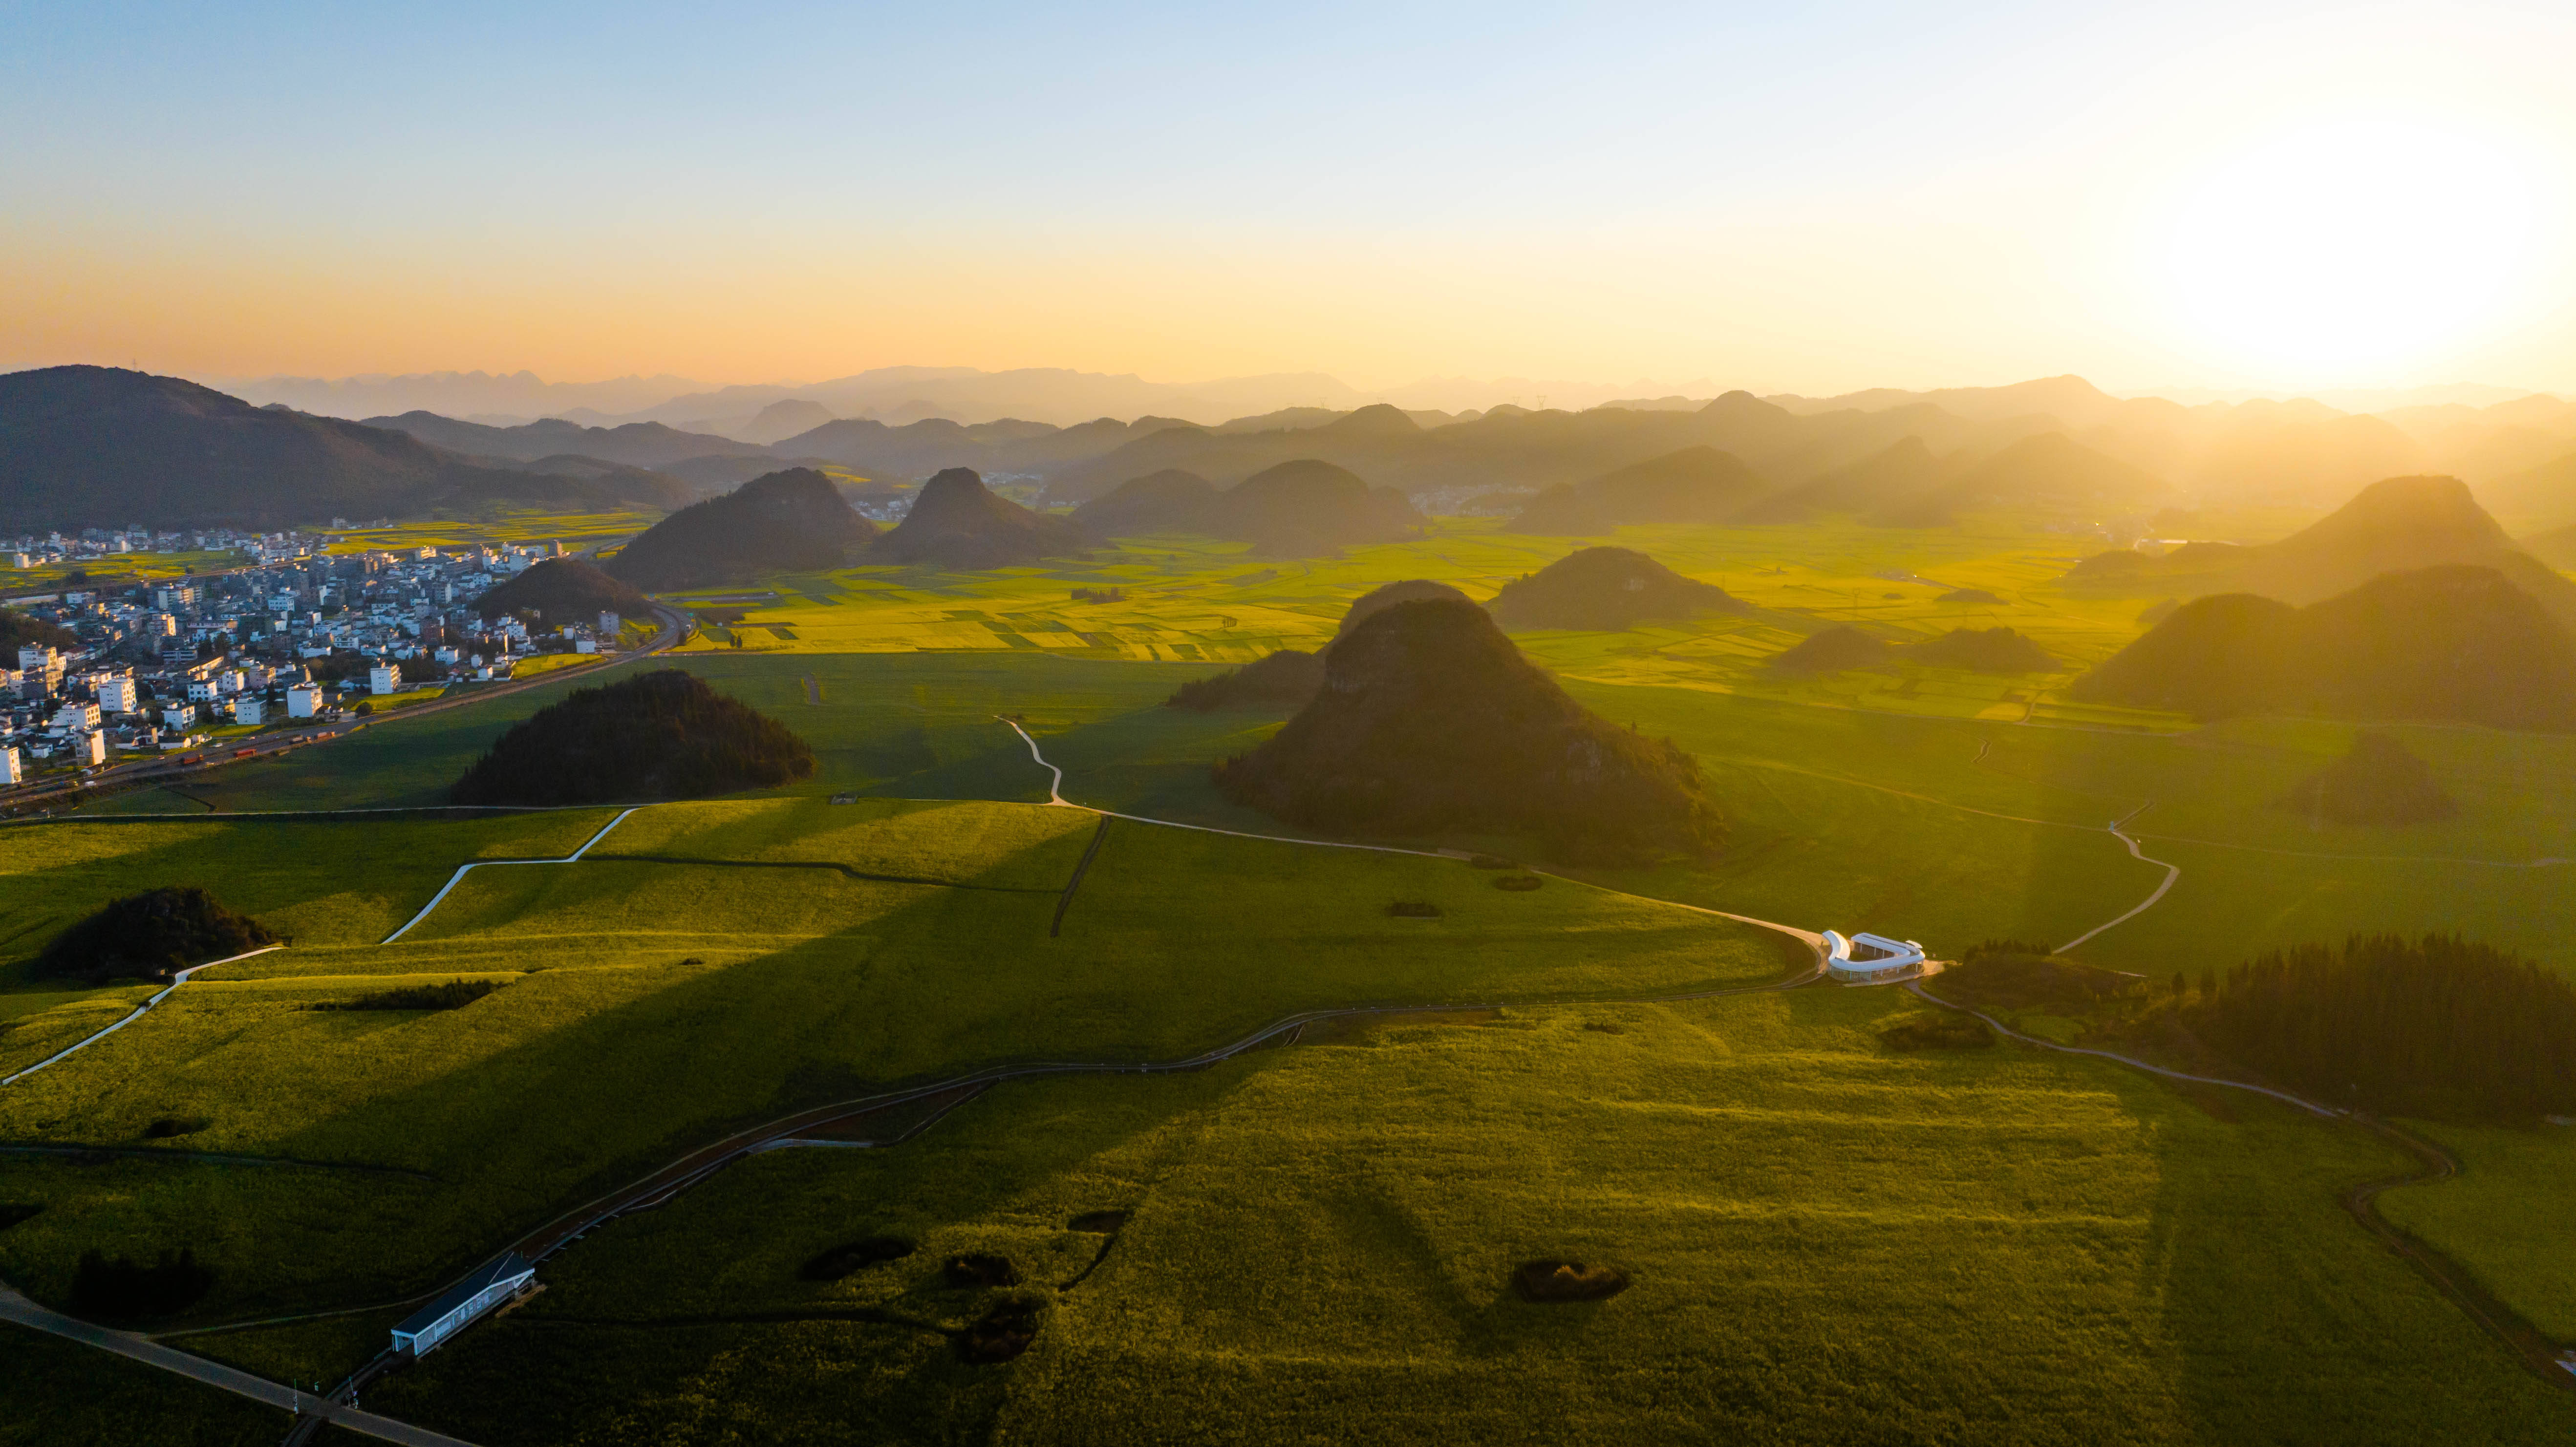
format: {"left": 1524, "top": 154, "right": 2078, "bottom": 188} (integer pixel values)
{"left": 3, "top": 534, "right": 629, "bottom": 788}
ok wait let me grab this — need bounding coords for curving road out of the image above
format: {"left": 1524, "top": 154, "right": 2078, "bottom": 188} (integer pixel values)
{"left": 1, "top": 945, "right": 286, "bottom": 1086}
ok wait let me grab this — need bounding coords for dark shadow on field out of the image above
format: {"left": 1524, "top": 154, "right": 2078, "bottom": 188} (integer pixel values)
{"left": 2116, "top": 1058, "right": 2570, "bottom": 1440}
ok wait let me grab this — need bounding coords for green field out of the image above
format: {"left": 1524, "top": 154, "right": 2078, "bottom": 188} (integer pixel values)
{"left": 345, "top": 986, "right": 2565, "bottom": 1445}
{"left": 8, "top": 507, "right": 2574, "bottom": 1441}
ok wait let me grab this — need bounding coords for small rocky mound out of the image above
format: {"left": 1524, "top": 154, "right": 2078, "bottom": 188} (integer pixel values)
{"left": 1164, "top": 649, "right": 1325, "bottom": 712}
{"left": 605, "top": 468, "right": 875, "bottom": 589}
{"left": 2275, "top": 732, "right": 2459, "bottom": 827}
{"left": 1770, "top": 626, "right": 1893, "bottom": 674}
{"left": 1067, "top": 1212, "right": 1129, "bottom": 1234}
{"left": 1213, "top": 598, "right": 1723, "bottom": 863}
{"left": 1485, "top": 547, "right": 1744, "bottom": 631}
{"left": 957, "top": 1300, "right": 1040, "bottom": 1363}
{"left": 944, "top": 1254, "right": 1020, "bottom": 1288}
{"left": 35, "top": 887, "right": 277, "bottom": 982}
{"left": 1937, "top": 588, "right": 2002, "bottom": 605}
{"left": 1906, "top": 627, "right": 2056, "bottom": 673}
{"left": 451, "top": 669, "right": 815, "bottom": 805}
{"left": 474, "top": 557, "right": 651, "bottom": 623}
{"left": 1512, "top": 1260, "right": 1629, "bottom": 1302}
{"left": 872, "top": 468, "right": 1090, "bottom": 569}
{"left": 800, "top": 1236, "right": 916, "bottom": 1281}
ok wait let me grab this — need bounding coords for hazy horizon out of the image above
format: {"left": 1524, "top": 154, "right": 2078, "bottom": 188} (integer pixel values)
{"left": 9, "top": 2, "right": 2573, "bottom": 399}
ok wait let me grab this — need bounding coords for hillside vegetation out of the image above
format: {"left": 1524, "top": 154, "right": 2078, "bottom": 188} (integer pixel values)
{"left": 473, "top": 557, "right": 652, "bottom": 624}
{"left": 869, "top": 468, "right": 1088, "bottom": 569}
{"left": 2190, "top": 934, "right": 2576, "bottom": 1118}
{"left": 606, "top": 468, "right": 874, "bottom": 589}
{"left": 2275, "top": 732, "right": 2459, "bottom": 827}
{"left": 1485, "top": 546, "right": 1745, "bottom": 630}
{"left": 2071, "top": 565, "right": 2576, "bottom": 728}
{"left": 33, "top": 887, "right": 277, "bottom": 982}
{"left": 0, "top": 366, "right": 685, "bottom": 528}
{"left": 1074, "top": 460, "right": 1419, "bottom": 555}
{"left": 1215, "top": 598, "right": 1723, "bottom": 861}
{"left": 1506, "top": 446, "right": 1769, "bottom": 533}
{"left": 451, "top": 669, "right": 815, "bottom": 805}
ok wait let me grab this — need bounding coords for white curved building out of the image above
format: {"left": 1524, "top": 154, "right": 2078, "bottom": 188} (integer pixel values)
{"left": 1823, "top": 930, "right": 1926, "bottom": 983}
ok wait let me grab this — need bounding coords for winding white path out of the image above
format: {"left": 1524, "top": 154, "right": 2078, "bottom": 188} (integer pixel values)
{"left": 2055, "top": 805, "right": 2182, "bottom": 955}
{"left": 380, "top": 808, "right": 638, "bottom": 943}
{"left": 2, "top": 946, "right": 285, "bottom": 1086}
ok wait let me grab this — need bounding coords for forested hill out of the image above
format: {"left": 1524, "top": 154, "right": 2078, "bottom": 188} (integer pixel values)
{"left": 605, "top": 468, "right": 875, "bottom": 589}
{"left": 0, "top": 366, "right": 687, "bottom": 528}
{"left": 1215, "top": 597, "right": 1723, "bottom": 862}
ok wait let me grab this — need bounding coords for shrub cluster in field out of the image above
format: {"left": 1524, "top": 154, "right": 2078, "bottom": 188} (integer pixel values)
{"left": 69, "top": 1246, "right": 214, "bottom": 1321}
{"left": 310, "top": 979, "right": 504, "bottom": 1012}
{"left": 33, "top": 886, "right": 276, "bottom": 982}
{"left": 451, "top": 669, "right": 815, "bottom": 805}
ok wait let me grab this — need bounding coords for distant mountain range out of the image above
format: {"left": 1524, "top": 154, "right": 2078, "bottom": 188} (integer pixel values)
{"left": 0, "top": 367, "right": 687, "bottom": 529}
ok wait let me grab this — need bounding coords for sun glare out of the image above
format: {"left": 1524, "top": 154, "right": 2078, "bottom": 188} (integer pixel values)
{"left": 2163, "top": 117, "right": 2536, "bottom": 376}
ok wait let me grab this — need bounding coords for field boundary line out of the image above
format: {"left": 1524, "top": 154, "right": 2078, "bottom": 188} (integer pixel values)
{"left": 1051, "top": 817, "right": 1116, "bottom": 937}
{"left": 2, "top": 946, "right": 285, "bottom": 1086}
{"left": 380, "top": 808, "right": 639, "bottom": 943}
{"left": 0, "top": 1143, "right": 436, "bottom": 1179}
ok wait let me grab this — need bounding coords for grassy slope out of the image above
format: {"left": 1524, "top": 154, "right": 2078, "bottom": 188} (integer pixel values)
{"left": 0, "top": 802, "right": 1790, "bottom": 1326}
{"left": 351, "top": 987, "right": 2567, "bottom": 1446}
{"left": 0, "top": 1323, "right": 289, "bottom": 1447}
{"left": 2377, "top": 1121, "right": 2576, "bottom": 1340}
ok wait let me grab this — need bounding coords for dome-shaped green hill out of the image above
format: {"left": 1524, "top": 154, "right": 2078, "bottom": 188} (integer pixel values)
{"left": 606, "top": 468, "right": 874, "bottom": 590}
{"left": 870, "top": 467, "right": 1089, "bottom": 569}
{"left": 1486, "top": 547, "right": 1743, "bottom": 631}
{"left": 1213, "top": 597, "right": 1723, "bottom": 861}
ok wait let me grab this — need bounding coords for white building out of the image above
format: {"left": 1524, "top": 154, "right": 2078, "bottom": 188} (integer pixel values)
{"left": 51, "top": 701, "right": 101, "bottom": 733}
{"left": 76, "top": 731, "right": 106, "bottom": 766}
{"left": 598, "top": 611, "right": 621, "bottom": 637}
{"left": 162, "top": 703, "right": 195, "bottom": 730}
{"left": 369, "top": 663, "right": 400, "bottom": 696}
{"left": 97, "top": 676, "right": 138, "bottom": 713}
{"left": 1823, "top": 931, "right": 1927, "bottom": 983}
{"left": 393, "top": 1253, "right": 535, "bottom": 1358}
{"left": 0, "top": 746, "right": 18, "bottom": 784}
{"left": 287, "top": 684, "right": 321, "bottom": 718}
{"left": 17, "top": 645, "right": 56, "bottom": 673}
{"left": 232, "top": 697, "right": 263, "bottom": 726}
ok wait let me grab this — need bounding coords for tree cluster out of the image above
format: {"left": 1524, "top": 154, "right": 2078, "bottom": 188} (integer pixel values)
{"left": 450, "top": 668, "right": 815, "bottom": 805}
{"left": 2189, "top": 933, "right": 2576, "bottom": 1118}
{"left": 33, "top": 887, "right": 277, "bottom": 982}
{"left": 69, "top": 1247, "right": 214, "bottom": 1321}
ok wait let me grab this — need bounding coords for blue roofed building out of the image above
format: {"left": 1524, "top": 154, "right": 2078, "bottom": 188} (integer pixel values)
{"left": 392, "top": 1252, "right": 536, "bottom": 1357}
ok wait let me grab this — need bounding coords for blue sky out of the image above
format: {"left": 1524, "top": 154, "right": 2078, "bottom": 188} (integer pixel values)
{"left": 6, "top": 1, "right": 2571, "bottom": 392}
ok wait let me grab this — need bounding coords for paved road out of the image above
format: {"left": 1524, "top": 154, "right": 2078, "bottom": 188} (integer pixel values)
{"left": 0, "top": 1284, "right": 480, "bottom": 1446}
{"left": 1, "top": 945, "right": 286, "bottom": 1086}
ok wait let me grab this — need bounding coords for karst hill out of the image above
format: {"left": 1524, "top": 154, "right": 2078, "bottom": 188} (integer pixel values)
{"left": 1213, "top": 597, "right": 1723, "bottom": 861}
{"left": 1506, "top": 446, "right": 1770, "bottom": 533}
{"left": 1167, "top": 580, "right": 1474, "bottom": 711}
{"left": 1071, "top": 459, "right": 1422, "bottom": 555}
{"left": 1877, "top": 431, "right": 2169, "bottom": 526}
{"left": 2275, "top": 732, "right": 2459, "bottom": 827}
{"left": 1486, "top": 547, "right": 1745, "bottom": 630}
{"left": 869, "top": 467, "right": 1090, "bottom": 568}
{"left": 1736, "top": 436, "right": 1946, "bottom": 523}
{"left": 2064, "top": 476, "right": 2576, "bottom": 629}
{"left": 2072, "top": 563, "right": 2576, "bottom": 729}
{"left": 473, "top": 557, "right": 652, "bottom": 625}
{"left": 605, "top": 468, "right": 875, "bottom": 590}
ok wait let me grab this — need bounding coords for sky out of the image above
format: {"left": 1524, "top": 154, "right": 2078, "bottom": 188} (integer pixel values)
{"left": 4, "top": 0, "right": 2573, "bottom": 398}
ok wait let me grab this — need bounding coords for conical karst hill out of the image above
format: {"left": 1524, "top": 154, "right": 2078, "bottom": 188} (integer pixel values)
{"left": 1485, "top": 547, "right": 1744, "bottom": 630}
{"left": 1214, "top": 597, "right": 1723, "bottom": 861}
{"left": 606, "top": 468, "right": 874, "bottom": 589}
{"left": 870, "top": 467, "right": 1090, "bottom": 568}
